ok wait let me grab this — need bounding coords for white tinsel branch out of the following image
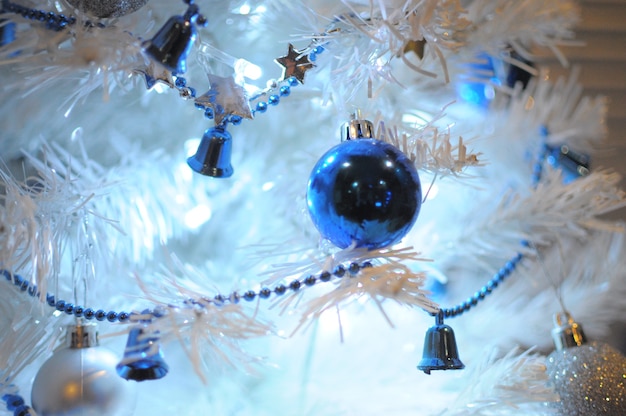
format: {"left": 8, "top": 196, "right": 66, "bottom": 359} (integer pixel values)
{"left": 464, "top": 0, "right": 580, "bottom": 65}
{"left": 504, "top": 68, "right": 608, "bottom": 152}
{"left": 134, "top": 269, "right": 272, "bottom": 383}
{"left": 0, "top": 285, "right": 58, "bottom": 395}
{"left": 455, "top": 168, "right": 626, "bottom": 261}
{"left": 440, "top": 348, "right": 558, "bottom": 415}
{"left": 375, "top": 113, "right": 483, "bottom": 177}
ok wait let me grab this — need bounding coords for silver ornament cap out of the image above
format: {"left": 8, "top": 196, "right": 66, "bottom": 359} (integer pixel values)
{"left": 341, "top": 112, "right": 374, "bottom": 141}
{"left": 551, "top": 311, "right": 586, "bottom": 350}
{"left": 67, "top": 322, "right": 98, "bottom": 348}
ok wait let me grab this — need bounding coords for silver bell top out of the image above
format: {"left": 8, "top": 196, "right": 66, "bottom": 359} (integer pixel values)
{"left": 66, "top": 322, "right": 99, "bottom": 349}
{"left": 341, "top": 116, "right": 374, "bottom": 141}
{"left": 551, "top": 311, "right": 587, "bottom": 350}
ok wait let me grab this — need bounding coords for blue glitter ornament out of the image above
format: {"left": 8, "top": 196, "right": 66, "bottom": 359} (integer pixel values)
{"left": 306, "top": 119, "right": 422, "bottom": 249}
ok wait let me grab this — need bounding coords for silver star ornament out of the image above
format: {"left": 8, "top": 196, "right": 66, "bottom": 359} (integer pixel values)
{"left": 195, "top": 74, "right": 253, "bottom": 125}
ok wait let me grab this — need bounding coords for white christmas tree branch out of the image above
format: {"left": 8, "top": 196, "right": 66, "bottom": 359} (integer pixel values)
{"left": 504, "top": 68, "right": 608, "bottom": 152}
{"left": 452, "top": 168, "right": 626, "bottom": 261}
{"left": 464, "top": 0, "right": 580, "bottom": 65}
{"left": 440, "top": 348, "right": 558, "bottom": 415}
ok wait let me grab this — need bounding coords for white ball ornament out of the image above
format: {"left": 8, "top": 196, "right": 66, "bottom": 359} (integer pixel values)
{"left": 31, "top": 323, "right": 135, "bottom": 416}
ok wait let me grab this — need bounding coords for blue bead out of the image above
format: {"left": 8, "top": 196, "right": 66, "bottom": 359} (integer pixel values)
{"left": 319, "top": 271, "right": 331, "bottom": 282}
{"left": 213, "top": 294, "right": 225, "bottom": 305}
{"left": 1, "top": 270, "right": 11, "bottom": 280}
{"left": 204, "top": 107, "right": 214, "bottom": 119}
{"left": 279, "top": 86, "right": 290, "bottom": 97}
{"left": 259, "top": 288, "right": 271, "bottom": 298}
{"left": 14, "top": 405, "right": 35, "bottom": 416}
{"left": 289, "top": 280, "right": 301, "bottom": 291}
{"left": 348, "top": 262, "right": 360, "bottom": 275}
{"left": 274, "top": 285, "right": 286, "bottom": 295}
{"left": 304, "top": 275, "right": 316, "bottom": 286}
{"left": 6, "top": 394, "right": 24, "bottom": 410}
{"left": 84, "top": 308, "right": 95, "bottom": 319}
{"left": 118, "top": 311, "right": 130, "bottom": 322}
{"left": 74, "top": 306, "right": 84, "bottom": 317}
{"left": 255, "top": 101, "right": 267, "bottom": 113}
{"left": 187, "top": 87, "right": 196, "bottom": 98}
{"left": 64, "top": 303, "right": 74, "bottom": 314}
{"left": 194, "top": 102, "right": 205, "bottom": 110}
{"left": 268, "top": 95, "right": 279, "bottom": 105}
{"left": 309, "top": 52, "right": 316, "bottom": 62}
{"left": 55, "top": 300, "right": 65, "bottom": 311}
{"left": 313, "top": 46, "right": 325, "bottom": 54}
{"left": 333, "top": 265, "right": 345, "bottom": 277}
{"left": 0, "top": 20, "right": 16, "bottom": 47}
{"left": 196, "top": 15, "right": 208, "bottom": 27}
{"left": 152, "top": 307, "right": 166, "bottom": 318}
{"left": 175, "top": 77, "right": 187, "bottom": 88}
{"left": 362, "top": 261, "right": 373, "bottom": 268}
{"left": 243, "top": 291, "right": 256, "bottom": 301}
{"left": 106, "top": 311, "right": 118, "bottom": 322}
{"left": 229, "top": 115, "right": 242, "bottom": 125}
{"left": 95, "top": 309, "right": 106, "bottom": 321}
{"left": 27, "top": 285, "right": 37, "bottom": 296}
{"left": 229, "top": 293, "right": 240, "bottom": 304}
{"left": 288, "top": 77, "right": 298, "bottom": 86}
{"left": 307, "top": 139, "right": 422, "bottom": 249}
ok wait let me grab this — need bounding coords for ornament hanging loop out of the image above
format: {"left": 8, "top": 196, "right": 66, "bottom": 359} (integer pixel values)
{"left": 552, "top": 311, "right": 587, "bottom": 350}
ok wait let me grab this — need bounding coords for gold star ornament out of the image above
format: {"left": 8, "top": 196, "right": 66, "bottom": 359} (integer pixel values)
{"left": 274, "top": 43, "right": 315, "bottom": 84}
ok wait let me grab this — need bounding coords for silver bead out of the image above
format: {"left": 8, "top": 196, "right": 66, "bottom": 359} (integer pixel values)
{"left": 31, "top": 324, "right": 135, "bottom": 416}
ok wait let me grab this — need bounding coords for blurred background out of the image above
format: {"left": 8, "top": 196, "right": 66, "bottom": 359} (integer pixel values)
{"left": 539, "top": 0, "right": 626, "bottom": 350}
{"left": 539, "top": 1, "right": 626, "bottom": 217}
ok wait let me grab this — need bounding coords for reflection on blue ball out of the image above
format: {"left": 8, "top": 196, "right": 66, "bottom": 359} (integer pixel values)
{"left": 306, "top": 139, "right": 422, "bottom": 249}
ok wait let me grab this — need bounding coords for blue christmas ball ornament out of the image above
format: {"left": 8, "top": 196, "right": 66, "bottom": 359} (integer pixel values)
{"left": 306, "top": 137, "right": 422, "bottom": 249}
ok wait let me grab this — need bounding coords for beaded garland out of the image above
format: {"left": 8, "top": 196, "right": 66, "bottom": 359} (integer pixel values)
{"left": 2, "top": 393, "right": 35, "bottom": 416}
{"left": 0, "top": 262, "right": 373, "bottom": 323}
